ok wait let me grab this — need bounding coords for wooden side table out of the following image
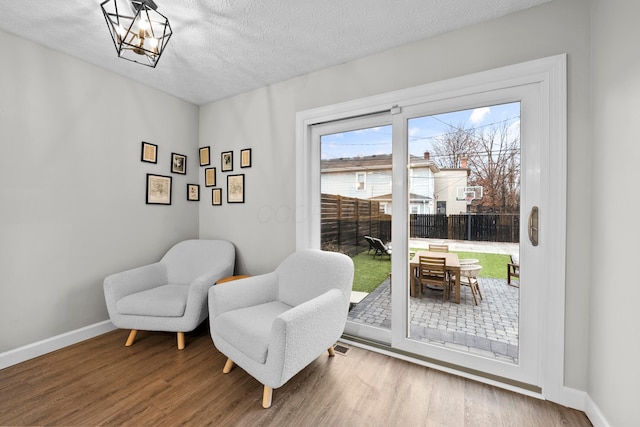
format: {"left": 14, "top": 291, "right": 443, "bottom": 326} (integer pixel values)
{"left": 216, "top": 275, "right": 250, "bottom": 284}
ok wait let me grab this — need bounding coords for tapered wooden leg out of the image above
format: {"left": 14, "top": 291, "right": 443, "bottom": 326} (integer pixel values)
{"left": 262, "top": 386, "right": 273, "bottom": 408}
{"left": 223, "top": 358, "right": 234, "bottom": 374}
{"left": 177, "top": 332, "right": 185, "bottom": 350}
{"left": 125, "top": 329, "right": 137, "bottom": 347}
{"left": 328, "top": 346, "right": 336, "bottom": 357}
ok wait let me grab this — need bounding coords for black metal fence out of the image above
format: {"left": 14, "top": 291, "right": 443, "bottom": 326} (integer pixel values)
{"left": 412, "top": 213, "right": 520, "bottom": 243}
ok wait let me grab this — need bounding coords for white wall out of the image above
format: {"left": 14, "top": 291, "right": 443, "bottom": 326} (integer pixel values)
{"left": 589, "top": 1, "right": 640, "bottom": 426}
{"left": 198, "top": 0, "right": 592, "bottom": 392}
{"left": 0, "top": 30, "right": 199, "bottom": 352}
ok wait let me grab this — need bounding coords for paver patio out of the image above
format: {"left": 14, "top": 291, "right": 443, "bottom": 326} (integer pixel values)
{"left": 347, "top": 276, "right": 520, "bottom": 363}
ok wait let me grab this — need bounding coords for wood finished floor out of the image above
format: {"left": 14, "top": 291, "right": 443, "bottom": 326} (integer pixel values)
{"left": 0, "top": 325, "right": 591, "bottom": 426}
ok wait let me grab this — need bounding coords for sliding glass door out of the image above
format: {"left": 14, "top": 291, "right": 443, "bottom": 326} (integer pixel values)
{"left": 297, "top": 56, "right": 566, "bottom": 394}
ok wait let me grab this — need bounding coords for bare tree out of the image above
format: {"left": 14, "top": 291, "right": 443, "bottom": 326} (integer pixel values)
{"left": 431, "top": 125, "right": 475, "bottom": 168}
{"left": 467, "top": 122, "right": 520, "bottom": 213}
{"left": 433, "top": 121, "right": 520, "bottom": 213}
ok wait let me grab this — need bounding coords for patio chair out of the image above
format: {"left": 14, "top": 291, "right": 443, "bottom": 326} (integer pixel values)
{"left": 459, "top": 265, "right": 483, "bottom": 305}
{"left": 417, "top": 256, "right": 448, "bottom": 299}
{"left": 507, "top": 254, "right": 519, "bottom": 287}
{"left": 371, "top": 237, "right": 392, "bottom": 258}
{"left": 364, "top": 235, "right": 377, "bottom": 255}
{"left": 428, "top": 244, "right": 449, "bottom": 252}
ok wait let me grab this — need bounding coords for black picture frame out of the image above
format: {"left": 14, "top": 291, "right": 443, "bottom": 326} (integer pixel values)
{"left": 221, "top": 151, "right": 233, "bottom": 172}
{"left": 240, "top": 148, "right": 252, "bottom": 168}
{"left": 171, "top": 153, "right": 187, "bottom": 174}
{"left": 146, "top": 174, "right": 172, "bottom": 205}
{"left": 212, "top": 188, "right": 222, "bottom": 205}
{"left": 227, "top": 174, "right": 244, "bottom": 203}
{"left": 199, "top": 146, "right": 210, "bottom": 166}
{"left": 141, "top": 141, "right": 157, "bottom": 163}
{"left": 187, "top": 184, "right": 200, "bottom": 201}
{"left": 204, "top": 167, "right": 216, "bottom": 187}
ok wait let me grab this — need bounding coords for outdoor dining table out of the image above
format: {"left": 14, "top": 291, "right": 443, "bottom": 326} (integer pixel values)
{"left": 410, "top": 250, "right": 462, "bottom": 303}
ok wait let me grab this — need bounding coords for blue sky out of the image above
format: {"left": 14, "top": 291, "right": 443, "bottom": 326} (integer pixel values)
{"left": 321, "top": 102, "right": 520, "bottom": 160}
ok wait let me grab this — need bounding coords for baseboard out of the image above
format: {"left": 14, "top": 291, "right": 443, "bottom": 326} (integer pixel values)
{"left": 585, "top": 394, "right": 611, "bottom": 427}
{"left": 553, "top": 385, "right": 587, "bottom": 412}
{"left": 0, "top": 320, "right": 117, "bottom": 370}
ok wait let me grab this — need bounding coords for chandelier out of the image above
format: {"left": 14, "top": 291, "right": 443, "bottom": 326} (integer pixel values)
{"left": 101, "top": 0, "right": 172, "bottom": 68}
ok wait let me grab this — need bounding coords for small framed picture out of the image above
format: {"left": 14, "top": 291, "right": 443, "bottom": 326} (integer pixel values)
{"left": 141, "top": 141, "right": 157, "bottom": 163}
{"left": 205, "top": 167, "right": 216, "bottom": 187}
{"left": 146, "top": 174, "right": 172, "bottom": 205}
{"left": 199, "top": 146, "right": 210, "bottom": 166}
{"left": 212, "top": 188, "right": 222, "bottom": 205}
{"left": 187, "top": 184, "right": 200, "bottom": 201}
{"left": 221, "top": 151, "right": 233, "bottom": 172}
{"left": 227, "top": 174, "right": 244, "bottom": 203}
{"left": 240, "top": 148, "right": 252, "bottom": 168}
{"left": 171, "top": 153, "right": 187, "bottom": 174}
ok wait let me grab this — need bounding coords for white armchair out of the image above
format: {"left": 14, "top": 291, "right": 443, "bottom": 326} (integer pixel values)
{"left": 104, "top": 239, "right": 235, "bottom": 350}
{"left": 209, "top": 249, "right": 354, "bottom": 408}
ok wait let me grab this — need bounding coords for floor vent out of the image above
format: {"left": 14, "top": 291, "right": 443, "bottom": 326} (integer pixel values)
{"left": 333, "top": 344, "right": 350, "bottom": 355}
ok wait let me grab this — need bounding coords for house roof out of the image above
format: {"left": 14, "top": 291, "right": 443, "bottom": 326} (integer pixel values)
{"left": 321, "top": 154, "right": 439, "bottom": 173}
{"left": 369, "top": 193, "right": 432, "bottom": 202}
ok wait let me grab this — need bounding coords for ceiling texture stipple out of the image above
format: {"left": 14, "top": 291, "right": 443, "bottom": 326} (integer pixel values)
{"left": 0, "top": 0, "right": 551, "bottom": 106}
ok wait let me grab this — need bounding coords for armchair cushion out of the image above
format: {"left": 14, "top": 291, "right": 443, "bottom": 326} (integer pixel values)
{"left": 214, "top": 300, "right": 292, "bottom": 364}
{"left": 116, "top": 284, "right": 189, "bottom": 317}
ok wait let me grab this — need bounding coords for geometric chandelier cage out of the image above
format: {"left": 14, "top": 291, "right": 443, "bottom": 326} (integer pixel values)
{"left": 100, "top": 0, "right": 172, "bottom": 68}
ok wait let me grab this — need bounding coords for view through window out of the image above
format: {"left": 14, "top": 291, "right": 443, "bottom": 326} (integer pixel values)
{"left": 321, "top": 102, "right": 521, "bottom": 363}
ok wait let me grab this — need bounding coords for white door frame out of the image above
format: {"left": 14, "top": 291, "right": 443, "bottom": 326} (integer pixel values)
{"left": 296, "top": 54, "right": 566, "bottom": 402}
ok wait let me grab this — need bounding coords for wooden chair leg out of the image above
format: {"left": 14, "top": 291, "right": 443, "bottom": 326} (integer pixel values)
{"left": 223, "top": 358, "right": 235, "bottom": 374}
{"left": 177, "top": 332, "right": 185, "bottom": 350}
{"left": 262, "top": 386, "right": 273, "bottom": 408}
{"left": 125, "top": 329, "right": 137, "bottom": 347}
{"left": 475, "top": 281, "right": 483, "bottom": 301}
{"left": 328, "top": 346, "right": 336, "bottom": 357}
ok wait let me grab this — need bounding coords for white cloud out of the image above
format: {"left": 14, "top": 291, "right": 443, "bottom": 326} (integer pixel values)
{"left": 408, "top": 126, "right": 420, "bottom": 137}
{"left": 470, "top": 107, "right": 490, "bottom": 124}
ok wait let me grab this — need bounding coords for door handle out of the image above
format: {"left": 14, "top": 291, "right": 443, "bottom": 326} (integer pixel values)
{"left": 528, "top": 206, "right": 539, "bottom": 246}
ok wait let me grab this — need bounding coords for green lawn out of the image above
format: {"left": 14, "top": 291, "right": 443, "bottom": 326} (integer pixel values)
{"left": 351, "top": 249, "right": 511, "bottom": 293}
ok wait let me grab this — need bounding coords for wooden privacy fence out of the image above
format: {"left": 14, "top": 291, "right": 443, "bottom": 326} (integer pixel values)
{"left": 321, "top": 194, "right": 519, "bottom": 254}
{"left": 321, "top": 194, "right": 391, "bottom": 255}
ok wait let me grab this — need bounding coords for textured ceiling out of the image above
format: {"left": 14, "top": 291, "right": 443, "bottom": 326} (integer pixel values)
{"left": 0, "top": 0, "right": 550, "bottom": 106}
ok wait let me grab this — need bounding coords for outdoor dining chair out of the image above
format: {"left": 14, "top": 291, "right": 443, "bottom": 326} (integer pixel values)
{"left": 417, "top": 256, "right": 448, "bottom": 299}
{"left": 428, "top": 244, "right": 449, "bottom": 252}
{"left": 459, "top": 264, "right": 483, "bottom": 305}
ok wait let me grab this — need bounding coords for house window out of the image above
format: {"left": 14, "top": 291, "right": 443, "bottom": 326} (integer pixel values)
{"left": 356, "top": 172, "right": 366, "bottom": 191}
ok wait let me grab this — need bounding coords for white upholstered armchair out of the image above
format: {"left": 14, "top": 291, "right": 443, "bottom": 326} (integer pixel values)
{"left": 209, "top": 249, "right": 354, "bottom": 408}
{"left": 104, "top": 239, "right": 235, "bottom": 350}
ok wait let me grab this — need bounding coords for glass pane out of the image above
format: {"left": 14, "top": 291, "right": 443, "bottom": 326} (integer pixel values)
{"left": 407, "top": 102, "right": 521, "bottom": 364}
{"left": 320, "top": 125, "right": 392, "bottom": 331}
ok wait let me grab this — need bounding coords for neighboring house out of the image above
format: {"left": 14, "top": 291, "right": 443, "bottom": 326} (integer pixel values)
{"left": 321, "top": 152, "right": 466, "bottom": 215}
{"left": 434, "top": 167, "right": 471, "bottom": 215}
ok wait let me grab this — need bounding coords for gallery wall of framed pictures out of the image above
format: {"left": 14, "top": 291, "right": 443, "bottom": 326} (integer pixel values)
{"left": 199, "top": 146, "right": 252, "bottom": 206}
{"left": 140, "top": 141, "right": 200, "bottom": 205}
{"left": 140, "top": 140, "right": 253, "bottom": 206}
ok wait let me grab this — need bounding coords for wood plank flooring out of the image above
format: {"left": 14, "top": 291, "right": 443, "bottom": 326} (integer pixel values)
{"left": 0, "top": 325, "right": 591, "bottom": 426}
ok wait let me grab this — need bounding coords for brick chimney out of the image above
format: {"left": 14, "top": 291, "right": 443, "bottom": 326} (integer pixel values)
{"left": 461, "top": 157, "right": 468, "bottom": 168}
{"left": 424, "top": 151, "right": 430, "bottom": 160}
